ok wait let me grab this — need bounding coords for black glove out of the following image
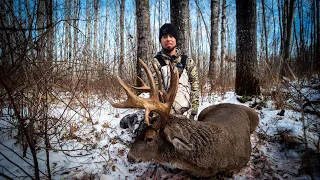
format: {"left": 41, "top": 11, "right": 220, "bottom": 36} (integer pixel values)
{"left": 189, "top": 109, "right": 198, "bottom": 120}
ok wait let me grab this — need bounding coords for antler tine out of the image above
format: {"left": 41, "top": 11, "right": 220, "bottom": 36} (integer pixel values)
{"left": 151, "top": 61, "right": 163, "bottom": 91}
{"left": 167, "top": 63, "right": 179, "bottom": 109}
{"left": 129, "top": 76, "right": 150, "bottom": 92}
{"left": 110, "top": 76, "right": 144, "bottom": 109}
{"left": 151, "top": 61, "right": 169, "bottom": 102}
{"left": 139, "top": 59, "right": 158, "bottom": 99}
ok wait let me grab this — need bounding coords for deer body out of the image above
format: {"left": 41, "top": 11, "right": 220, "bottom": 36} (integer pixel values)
{"left": 111, "top": 59, "right": 259, "bottom": 177}
{"left": 127, "top": 103, "right": 259, "bottom": 177}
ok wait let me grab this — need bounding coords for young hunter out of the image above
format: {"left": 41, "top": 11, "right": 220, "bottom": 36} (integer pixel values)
{"left": 153, "top": 23, "right": 199, "bottom": 119}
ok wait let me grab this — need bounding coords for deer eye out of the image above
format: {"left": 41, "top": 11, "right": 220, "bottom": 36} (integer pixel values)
{"left": 145, "top": 138, "right": 153, "bottom": 142}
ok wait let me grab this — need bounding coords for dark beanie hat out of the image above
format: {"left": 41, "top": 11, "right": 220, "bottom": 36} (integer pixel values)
{"left": 159, "top": 23, "right": 178, "bottom": 41}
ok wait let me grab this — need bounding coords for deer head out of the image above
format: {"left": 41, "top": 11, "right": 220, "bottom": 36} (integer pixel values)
{"left": 110, "top": 59, "right": 259, "bottom": 178}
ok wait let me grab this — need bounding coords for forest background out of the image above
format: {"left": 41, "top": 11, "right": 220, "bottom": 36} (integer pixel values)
{"left": 0, "top": 0, "right": 319, "bottom": 179}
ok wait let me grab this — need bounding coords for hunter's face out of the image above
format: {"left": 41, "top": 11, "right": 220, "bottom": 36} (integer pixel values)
{"left": 161, "top": 34, "right": 176, "bottom": 53}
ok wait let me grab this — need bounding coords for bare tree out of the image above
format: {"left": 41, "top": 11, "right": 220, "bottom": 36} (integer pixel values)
{"left": 271, "top": 0, "right": 278, "bottom": 60}
{"left": 315, "top": 0, "right": 320, "bottom": 70}
{"left": 93, "top": 0, "right": 100, "bottom": 63}
{"left": 85, "top": 0, "right": 92, "bottom": 62}
{"left": 262, "top": 0, "right": 268, "bottom": 62}
{"left": 209, "top": 0, "right": 220, "bottom": 88}
{"left": 103, "top": 1, "right": 109, "bottom": 63}
{"left": 196, "top": 1, "right": 201, "bottom": 70}
{"left": 195, "top": 0, "right": 210, "bottom": 45}
{"left": 189, "top": 15, "right": 195, "bottom": 59}
{"left": 135, "top": 0, "right": 151, "bottom": 87}
{"left": 235, "top": 0, "right": 260, "bottom": 96}
{"left": 64, "top": 0, "right": 71, "bottom": 62}
{"left": 170, "top": 0, "right": 189, "bottom": 55}
{"left": 45, "top": 0, "right": 53, "bottom": 178}
{"left": 283, "top": 0, "right": 296, "bottom": 63}
{"left": 278, "top": 0, "right": 296, "bottom": 77}
{"left": 73, "top": 0, "right": 80, "bottom": 64}
{"left": 220, "top": 0, "right": 226, "bottom": 87}
{"left": 119, "top": 0, "right": 125, "bottom": 77}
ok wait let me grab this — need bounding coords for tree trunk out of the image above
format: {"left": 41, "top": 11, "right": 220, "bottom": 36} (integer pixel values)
{"left": 103, "top": 1, "right": 109, "bottom": 63}
{"left": 85, "top": 0, "right": 92, "bottom": 62}
{"left": 73, "top": 0, "right": 79, "bottom": 59}
{"left": 283, "top": 0, "right": 296, "bottom": 61}
{"left": 195, "top": 0, "right": 210, "bottom": 45}
{"left": 93, "top": 0, "right": 99, "bottom": 63}
{"left": 279, "top": 0, "right": 296, "bottom": 77}
{"left": 119, "top": 0, "right": 125, "bottom": 77}
{"left": 64, "top": 0, "right": 71, "bottom": 62}
{"left": 220, "top": 0, "right": 226, "bottom": 87}
{"left": 209, "top": 0, "right": 220, "bottom": 88}
{"left": 158, "top": 0, "right": 162, "bottom": 50}
{"left": 113, "top": 0, "right": 119, "bottom": 75}
{"left": 0, "top": 0, "right": 9, "bottom": 57}
{"left": 262, "top": 0, "right": 269, "bottom": 62}
{"left": 73, "top": 0, "right": 80, "bottom": 73}
{"left": 196, "top": 3, "right": 201, "bottom": 71}
{"left": 45, "top": 0, "right": 53, "bottom": 176}
{"left": 189, "top": 16, "right": 195, "bottom": 60}
{"left": 272, "top": 0, "right": 278, "bottom": 60}
{"left": 235, "top": 0, "right": 260, "bottom": 96}
{"left": 170, "top": 0, "right": 189, "bottom": 55}
{"left": 316, "top": 0, "right": 320, "bottom": 70}
{"left": 136, "top": 0, "right": 151, "bottom": 87}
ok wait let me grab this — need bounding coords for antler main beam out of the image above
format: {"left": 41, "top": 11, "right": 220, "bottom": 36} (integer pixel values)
{"left": 111, "top": 59, "right": 179, "bottom": 126}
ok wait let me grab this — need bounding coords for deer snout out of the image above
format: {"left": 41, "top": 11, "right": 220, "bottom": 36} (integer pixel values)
{"left": 127, "top": 152, "right": 142, "bottom": 163}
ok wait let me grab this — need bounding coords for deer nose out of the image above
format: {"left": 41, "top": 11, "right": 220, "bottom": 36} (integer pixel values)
{"left": 127, "top": 153, "right": 142, "bottom": 163}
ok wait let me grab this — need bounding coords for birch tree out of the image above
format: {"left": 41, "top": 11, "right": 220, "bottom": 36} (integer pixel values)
{"left": 220, "top": 0, "right": 226, "bottom": 87}
{"left": 85, "top": 0, "right": 92, "bottom": 63}
{"left": 209, "top": 0, "right": 220, "bottom": 87}
{"left": 119, "top": 0, "right": 125, "bottom": 77}
{"left": 73, "top": 0, "right": 80, "bottom": 64}
{"left": 93, "top": 0, "right": 100, "bottom": 63}
{"left": 64, "top": 0, "right": 71, "bottom": 62}
{"left": 103, "top": 1, "right": 109, "bottom": 63}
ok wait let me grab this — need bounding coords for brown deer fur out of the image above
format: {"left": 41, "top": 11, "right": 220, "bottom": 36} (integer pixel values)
{"left": 127, "top": 103, "right": 259, "bottom": 177}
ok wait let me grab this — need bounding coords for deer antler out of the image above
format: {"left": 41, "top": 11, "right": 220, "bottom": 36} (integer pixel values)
{"left": 111, "top": 59, "right": 179, "bottom": 126}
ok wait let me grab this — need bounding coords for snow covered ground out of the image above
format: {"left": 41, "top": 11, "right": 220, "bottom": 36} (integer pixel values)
{"left": 0, "top": 81, "right": 319, "bottom": 179}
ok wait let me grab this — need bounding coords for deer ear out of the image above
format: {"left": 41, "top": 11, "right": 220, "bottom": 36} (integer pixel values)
{"left": 163, "top": 126, "right": 193, "bottom": 151}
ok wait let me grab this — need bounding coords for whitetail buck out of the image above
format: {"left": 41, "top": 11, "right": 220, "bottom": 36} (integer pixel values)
{"left": 111, "top": 59, "right": 259, "bottom": 177}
